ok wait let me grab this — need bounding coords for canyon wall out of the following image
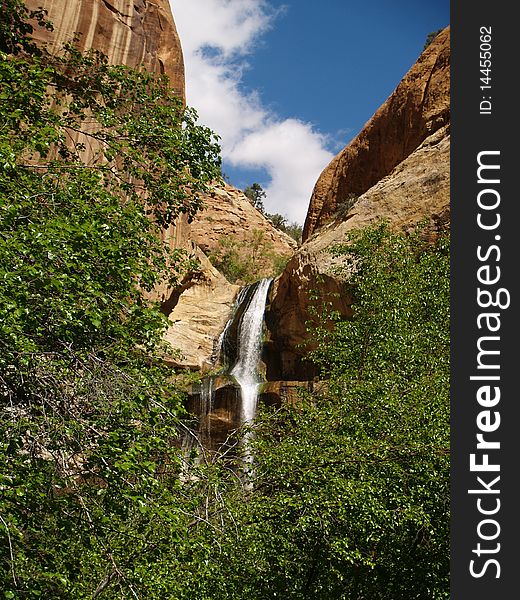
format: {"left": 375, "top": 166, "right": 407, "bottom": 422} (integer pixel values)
{"left": 190, "top": 183, "right": 297, "bottom": 280}
{"left": 25, "top": 0, "right": 185, "bottom": 98}
{"left": 24, "top": 1, "right": 295, "bottom": 370}
{"left": 25, "top": 3, "right": 450, "bottom": 378}
{"left": 267, "top": 29, "right": 450, "bottom": 381}
{"left": 303, "top": 27, "right": 450, "bottom": 242}
{"left": 165, "top": 184, "right": 296, "bottom": 370}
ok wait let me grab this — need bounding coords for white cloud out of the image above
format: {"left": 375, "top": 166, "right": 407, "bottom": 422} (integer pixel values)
{"left": 228, "top": 119, "right": 332, "bottom": 222}
{"left": 170, "top": 0, "right": 334, "bottom": 224}
{"left": 171, "top": 0, "right": 274, "bottom": 58}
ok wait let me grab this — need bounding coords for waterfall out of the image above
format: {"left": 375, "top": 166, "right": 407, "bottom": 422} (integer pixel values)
{"left": 200, "top": 376, "right": 214, "bottom": 436}
{"left": 187, "top": 277, "right": 271, "bottom": 468}
{"left": 230, "top": 277, "right": 272, "bottom": 424}
{"left": 214, "top": 285, "right": 249, "bottom": 367}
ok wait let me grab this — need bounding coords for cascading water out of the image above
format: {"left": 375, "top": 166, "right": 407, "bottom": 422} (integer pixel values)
{"left": 186, "top": 278, "right": 272, "bottom": 467}
{"left": 214, "top": 285, "right": 249, "bottom": 367}
{"left": 200, "top": 376, "right": 214, "bottom": 436}
{"left": 230, "top": 277, "right": 272, "bottom": 426}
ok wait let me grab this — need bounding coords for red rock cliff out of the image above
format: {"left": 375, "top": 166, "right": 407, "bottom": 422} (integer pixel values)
{"left": 267, "top": 29, "right": 450, "bottom": 381}
{"left": 302, "top": 27, "right": 450, "bottom": 241}
{"left": 25, "top": 0, "right": 185, "bottom": 100}
{"left": 23, "top": 0, "right": 242, "bottom": 370}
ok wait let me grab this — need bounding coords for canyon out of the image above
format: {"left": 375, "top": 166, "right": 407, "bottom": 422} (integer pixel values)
{"left": 26, "top": 0, "right": 450, "bottom": 439}
{"left": 1, "top": 5, "right": 451, "bottom": 594}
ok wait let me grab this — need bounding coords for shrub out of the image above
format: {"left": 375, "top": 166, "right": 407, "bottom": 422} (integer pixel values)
{"left": 0, "top": 3, "right": 222, "bottom": 596}
{"left": 209, "top": 230, "right": 288, "bottom": 283}
{"left": 423, "top": 28, "right": 444, "bottom": 50}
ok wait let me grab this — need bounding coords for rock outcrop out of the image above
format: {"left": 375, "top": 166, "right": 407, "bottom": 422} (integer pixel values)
{"left": 160, "top": 179, "right": 302, "bottom": 369}
{"left": 267, "top": 30, "right": 450, "bottom": 380}
{"left": 303, "top": 27, "right": 450, "bottom": 241}
{"left": 162, "top": 247, "right": 240, "bottom": 371}
{"left": 190, "top": 183, "right": 297, "bottom": 281}
{"left": 163, "top": 181, "right": 300, "bottom": 370}
{"left": 26, "top": 0, "right": 185, "bottom": 99}
{"left": 24, "top": 0, "right": 246, "bottom": 370}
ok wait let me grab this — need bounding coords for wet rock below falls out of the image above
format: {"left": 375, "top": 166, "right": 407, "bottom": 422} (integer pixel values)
{"left": 187, "top": 378, "right": 325, "bottom": 452}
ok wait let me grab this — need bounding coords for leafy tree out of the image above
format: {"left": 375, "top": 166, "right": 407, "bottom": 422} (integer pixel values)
{"left": 0, "top": 0, "right": 52, "bottom": 55}
{"left": 284, "top": 221, "right": 303, "bottom": 244}
{"left": 243, "top": 186, "right": 303, "bottom": 245}
{"left": 254, "top": 225, "right": 450, "bottom": 598}
{"left": 244, "top": 182, "right": 266, "bottom": 213}
{"left": 423, "top": 28, "right": 444, "bottom": 50}
{"left": 274, "top": 219, "right": 303, "bottom": 244}
{"left": 0, "top": 4, "right": 449, "bottom": 598}
{"left": 266, "top": 212, "right": 287, "bottom": 229}
{"left": 178, "top": 224, "right": 450, "bottom": 599}
{"left": 0, "top": 3, "right": 222, "bottom": 596}
{"left": 335, "top": 193, "right": 359, "bottom": 221}
{"left": 264, "top": 212, "right": 303, "bottom": 245}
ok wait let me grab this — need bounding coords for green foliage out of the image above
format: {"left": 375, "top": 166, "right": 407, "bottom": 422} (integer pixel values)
{"left": 0, "top": 4, "right": 449, "bottom": 598}
{"left": 0, "top": 3, "right": 222, "bottom": 597}
{"left": 181, "top": 224, "right": 450, "bottom": 599}
{"left": 209, "top": 230, "right": 288, "bottom": 284}
{"left": 244, "top": 182, "right": 266, "bottom": 213}
{"left": 0, "top": 0, "right": 53, "bottom": 55}
{"left": 266, "top": 212, "right": 287, "bottom": 229}
{"left": 423, "top": 28, "right": 444, "bottom": 50}
{"left": 265, "top": 213, "right": 303, "bottom": 245}
{"left": 1, "top": 43, "right": 221, "bottom": 228}
{"left": 243, "top": 184, "right": 303, "bottom": 244}
{"left": 259, "top": 225, "right": 450, "bottom": 598}
{"left": 282, "top": 221, "right": 303, "bottom": 244}
{"left": 335, "top": 192, "right": 359, "bottom": 221}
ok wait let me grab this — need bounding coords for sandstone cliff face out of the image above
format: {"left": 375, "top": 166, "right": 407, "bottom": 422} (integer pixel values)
{"left": 145, "top": 214, "right": 240, "bottom": 371}
{"left": 190, "top": 183, "right": 297, "bottom": 281}
{"left": 162, "top": 249, "right": 240, "bottom": 371}
{"left": 165, "top": 185, "right": 297, "bottom": 368}
{"left": 159, "top": 182, "right": 300, "bottom": 370}
{"left": 159, "top": 181, "right": 303, "bottom": 369}
{"left": 303, "top": 27, "right": 450, "bottom": 241}
{"left": 268, "top": 127, "right": 450, "bottom": 379}
{"left": 25, "top": 0, "right": 241, "bottom": 370}
{"left": 26, "top": 0, "right": 185, "bottom": 99}
{"left": 268, "top": 26, "right": 450, "bottom": 379}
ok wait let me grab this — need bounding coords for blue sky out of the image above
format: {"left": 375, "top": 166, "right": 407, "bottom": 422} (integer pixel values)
{"left": 170, "top": 0, "right": 449, "bottom": 223}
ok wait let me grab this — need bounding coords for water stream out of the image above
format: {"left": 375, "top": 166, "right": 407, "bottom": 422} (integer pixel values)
{"left": 230, "top": 277, "right": 272, "bottom": 425}
{"left": 188, "top": 278, "right": 272, "bottom": 468}
{"left": 227, "top": 277, "right": 272, "bottom": 472}
{"left": 214, "top": 285, "right": 249, "bottom": 366}
{"left": 200, "top": 375, "right": 214, "bottom": 436}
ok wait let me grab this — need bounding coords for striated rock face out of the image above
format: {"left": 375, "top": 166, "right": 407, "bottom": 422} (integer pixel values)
{"left": 190, "top": 183, "right": 297, "bottom": 281}
{"left": 267, "top": 30, "right": 451, "bottom": 380}
{"left": 192, "top": 184, "right": 297, "bottom": 257}
{"left": 302, "top": 27, "right": 450, "bottom": 241}
{"left": 160, "top": 179, "right": 304, "bottom": 370}
{"left": 26, "top": 0, "right": 185, "bottom": 99}
{"left": 25, "top": 0, "right": 240, "bottom": 370}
